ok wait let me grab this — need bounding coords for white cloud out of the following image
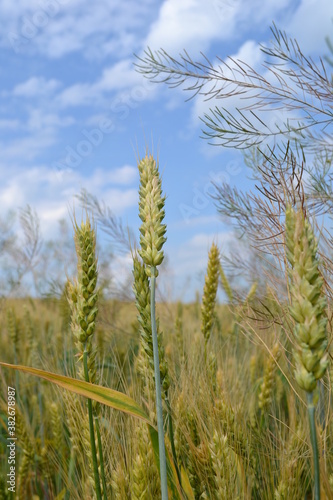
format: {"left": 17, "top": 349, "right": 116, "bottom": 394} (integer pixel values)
{"left": 52, "top": 167, "right": 139, "bottom": 212}
{"left": 0, "top": 106, "right": 75, "bottom": 163}
{"left": 101, "top": 188, "right": 138, "bottom": 212}
{"left": 0, "top": 162, "right": 139, "bottom": 238}
{"left": 1, "top": 181, "right": 25, "bottom": 208}
{"left": 284, "top": 0, "right": 333, "bottom": 55}
{"left": 95, "top": 32, "right": 137, "bottom": 60}
{"left": 96, "top": 60, "right": 144, "bottom": 92}
{"left": 56, "top": 83, "right": 92, "bottom": 108}
{"left": 173, "top": 231, "right": 234, "bottom": 276}
{"left": 12, "top": 76, "right": 61, "bottom": 97}
{"left": 1, "top": 0, "right": 305, "bottom": 63}
{"left": 39, "top": 205, "right": 68, "bottom": 225}
{"left": 109, "top": 252, "right": 133, "bottom": 290}
{"left": 1, "top": 0, "right": 157, "bottom": 59}
{"left": 27, "top": 109, "right": 74, "bottom": 130}
{"left": 56, "top": 58, "right": 157, "bottom": 109}
{"left": 0, "top": 131, "right": 57, "bottom": 162}
{"left": 144, "top": 0, "right": 290, "bottom": 54}
{"left": 104, "top": 165, "right": 138, "bottom": 185}
{"left": 162, "top": 230, "right": 235, "bottom": 301}
{"left": 145, "top": 0, "right": 233, "bottom": 53}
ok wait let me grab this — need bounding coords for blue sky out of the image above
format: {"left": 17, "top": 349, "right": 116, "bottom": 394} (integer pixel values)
{"left": 1, "top": 0, "right": 332, "bottom": 300}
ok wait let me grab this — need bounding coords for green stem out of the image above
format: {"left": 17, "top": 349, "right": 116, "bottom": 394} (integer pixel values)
{"left": 150, "top": 268, "right": 168, "bottom": 500}
{"left": 83, "top": 345, "right": 102, "bottom": 500}
{"left": 95, "top": 416, "right": 108, "bottom": 500}
{"left": 307, "top": 392, "right": 320, "bottom": 500}
{"left": 166, "top": 397, "right": 181, "bottom": 487}
{"left": 204, "top": 341, "right": 208, "bottom": 366}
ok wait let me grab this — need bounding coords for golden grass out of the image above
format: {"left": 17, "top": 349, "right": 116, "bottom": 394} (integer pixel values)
{"left": 0, "top": 293, "right": 332, "bottom": 499}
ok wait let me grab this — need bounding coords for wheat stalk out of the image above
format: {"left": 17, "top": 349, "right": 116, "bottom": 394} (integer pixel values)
{"left": 137, "top": 153, "right": 168, "bottom": 499}
{"left": 68, "top": 217, "right": 104, "bottom": 500}
{"left": 285, "top": 205, "right": 328, "bottom": 500}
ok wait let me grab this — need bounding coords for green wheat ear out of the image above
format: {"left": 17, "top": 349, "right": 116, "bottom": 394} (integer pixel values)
{"left": 285, "top": 206, "right": 326, "bottom": 500}
{"left": 285, "top": 205, "right": 328, "bottom": 395}
{"left": 138, "top": 154, "right": 167, "bottom": 277}
{"left": 201, "top": 243, "right": 220, "bottom": 346}
{"left": 69, "top": 218, "right": 99, "bottom": 384}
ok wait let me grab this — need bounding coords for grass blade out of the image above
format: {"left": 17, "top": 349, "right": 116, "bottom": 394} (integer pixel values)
{"left": 0, "top": 362, "right": 185, "bottom": 497}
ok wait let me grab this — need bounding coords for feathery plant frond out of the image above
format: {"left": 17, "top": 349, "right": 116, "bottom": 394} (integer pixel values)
{"left": 77, "top": 188, "right": 136, "bottom": 254}
{"left": 18, "top": 205, "right": 43, "bottom": 268}
{"left": 0, "top": 205, "right": 43, "bottom": 295}
{"left": 211, "top": 148, "right": 333, "bottom": 308}
{"left": 135, "top": 24, "right": 333, "bottom": 153}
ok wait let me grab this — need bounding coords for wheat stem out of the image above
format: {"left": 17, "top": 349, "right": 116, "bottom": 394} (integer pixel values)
{"left": 307, "top": 392, "right": 320, "bottom": 500}
{"left": 150, "top": 267, "right": 168, "bottom": 499}
{"left": 83, "top": 344, "right": 102, "bottom": 500}
{"left": 95, "top": 416, "right": 108, "bottom": 500}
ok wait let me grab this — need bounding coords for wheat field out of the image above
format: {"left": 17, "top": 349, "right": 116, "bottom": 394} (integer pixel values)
{"left": 0, "top": 154, "right": 333, "bottom": 500}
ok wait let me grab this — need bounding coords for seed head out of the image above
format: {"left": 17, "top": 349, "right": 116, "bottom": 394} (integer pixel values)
{"left": 285, "top": 205, "right": 328, "bottom": 395}
{"left": 201, "top": 243, "right": 220, "bottom": 344}
{"left": 138, "top": 155, "right": 167, "bottom": 276}
{"left": 69, "top": 218, "right": 99, "bottom": 385}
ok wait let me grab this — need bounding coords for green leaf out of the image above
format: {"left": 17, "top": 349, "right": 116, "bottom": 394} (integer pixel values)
{"left": 0, "top": 362, "right": 149, "bottom": 422}
{"left": 0, "top": 362, "right": 185, "bottom": 498}
{"left": 180, "top": 467, "right": 195, "bottom": 499}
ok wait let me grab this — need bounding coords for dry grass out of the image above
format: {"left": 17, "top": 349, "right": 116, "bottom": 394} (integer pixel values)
{"left": 0, "top": 290, "right": 332, "bottom": 499}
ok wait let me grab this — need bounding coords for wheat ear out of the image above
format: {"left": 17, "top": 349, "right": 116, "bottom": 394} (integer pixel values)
{"left": 69, "top": 217, "right": 103, "bottom": 500}
{"left": 258, "top": 343, "right": 281, "bottom": 411}
{"left": 138, "top": 153, "right": 168, "bottom": 499}
{"left": 201, "top": 243, "right": 220, "bottom": 362}
{"left": 285, "top": 205, "right": 328, "bottom": 500}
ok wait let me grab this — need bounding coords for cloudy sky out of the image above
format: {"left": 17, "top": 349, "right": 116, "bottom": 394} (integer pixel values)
{"left": 0, "top": 0, "right": 332, "bottom": 300}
